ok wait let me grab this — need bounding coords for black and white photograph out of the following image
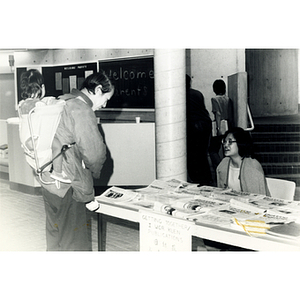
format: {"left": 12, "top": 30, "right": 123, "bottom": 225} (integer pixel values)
{"left": 0, "top": 1, "right": 299, "bottom": 299}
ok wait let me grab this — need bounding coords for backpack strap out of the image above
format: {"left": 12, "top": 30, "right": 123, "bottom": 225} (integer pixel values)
{"left": 38, "top": 142, "right": 76, "bottom": 173}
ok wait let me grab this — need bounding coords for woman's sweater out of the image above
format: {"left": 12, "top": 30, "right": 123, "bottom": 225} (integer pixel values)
{"left": 217, "top": 157, "right": 271, "bottom": 196}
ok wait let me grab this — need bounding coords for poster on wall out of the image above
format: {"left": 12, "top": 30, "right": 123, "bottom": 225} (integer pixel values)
{"left": 99, "top": 56, "right": 154, "bottom": 109}
{"left": 16, "top": 66, "right": 43, "bottom": 104}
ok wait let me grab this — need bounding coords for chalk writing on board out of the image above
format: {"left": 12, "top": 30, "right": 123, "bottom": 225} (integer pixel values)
{"left": 99, "top": 57, "right": 154, "bottom": 109}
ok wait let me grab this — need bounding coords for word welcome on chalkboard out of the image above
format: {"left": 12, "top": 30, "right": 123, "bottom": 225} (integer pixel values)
{"left": 99, "top": 56, "right": 154, "bottom": 109}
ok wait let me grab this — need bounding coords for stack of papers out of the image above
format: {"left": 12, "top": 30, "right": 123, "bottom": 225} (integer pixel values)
{"left": 96, "top": 179, "right": 300, "bottom": 239}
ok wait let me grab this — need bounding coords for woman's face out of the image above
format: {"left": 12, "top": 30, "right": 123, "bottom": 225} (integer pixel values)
{"left": 222, "top": 133, "right": 239, "bottom": 158}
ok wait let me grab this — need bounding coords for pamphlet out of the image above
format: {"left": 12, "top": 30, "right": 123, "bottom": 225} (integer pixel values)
{"left": 96, "top": 186, "right": 140, "bottom": 203}
{"left": 96, "top": 178, "right": 300, "bottom": 240}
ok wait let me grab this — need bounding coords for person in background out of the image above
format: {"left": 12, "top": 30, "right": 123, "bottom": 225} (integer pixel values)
{"left": 38, "top": 71, "right": 114, "bottom": 251}
{"left": 186, "top": 74, "right": 212, "bottom": 186}
{"left": 209, "top": 79, "right": 234, "bottom": 185}
{"left": 217, "top": 127, "right": 270, "bottom": 196}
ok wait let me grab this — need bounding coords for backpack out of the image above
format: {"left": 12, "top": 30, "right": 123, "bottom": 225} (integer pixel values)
{"left": 18, "top": 96, "right": 75, "bottom": 184}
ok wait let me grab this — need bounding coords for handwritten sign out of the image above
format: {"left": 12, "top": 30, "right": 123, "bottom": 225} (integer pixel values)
{"left": 139, "top": 211, "right": 192, "bottom": 251}
{"left": 99, "top": 56, "right": 154, "bottom": 109}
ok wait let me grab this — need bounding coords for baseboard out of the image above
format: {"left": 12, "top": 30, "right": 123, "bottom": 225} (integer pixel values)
{"left": 9, "top": 181, "right": 42, "bottom": 196}
{"left": 0, "top": 171, "right": 9, "bottom": 180}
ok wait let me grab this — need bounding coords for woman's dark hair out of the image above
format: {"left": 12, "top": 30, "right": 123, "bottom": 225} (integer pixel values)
{"left": 20, "top": 69, "right": 44, "bottom": 99}
{"left": 80, "top": 70, "right": 114, "bottom": 94}
{"left": 213, "top": 79, "right": 226, "bottom": 95}
{"left": 224, "top": 127, "right": 254, "bottom": 158}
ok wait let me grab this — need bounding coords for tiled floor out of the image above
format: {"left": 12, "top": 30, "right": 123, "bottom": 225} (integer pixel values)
{"left": 0, "top": 178, "right": 140, "bottom": 251}
{"left": 0, "top": 178, "right": 99, "bottom": 251}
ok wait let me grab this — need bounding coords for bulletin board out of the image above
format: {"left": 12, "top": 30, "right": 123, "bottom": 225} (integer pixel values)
{"left": 15, "top": 57, "right": 155, "bottom": 110}
{"left": 16, "top": 62, "right": 97, "bottom": 103}
{"left": 98, "top": 56, "right": 154, "bottom": 109}
{"left": 42, "top": 62, "right": 97, "bottom": 98}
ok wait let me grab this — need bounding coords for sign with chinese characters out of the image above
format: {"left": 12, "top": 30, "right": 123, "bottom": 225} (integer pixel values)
{"left": 139, "top": 211, "right": 192, "bottom": 251}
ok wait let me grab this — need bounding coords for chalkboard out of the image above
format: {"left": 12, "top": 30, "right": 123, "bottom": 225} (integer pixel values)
{"left": 99, "top": 56, "right": 154, "bottom": 109}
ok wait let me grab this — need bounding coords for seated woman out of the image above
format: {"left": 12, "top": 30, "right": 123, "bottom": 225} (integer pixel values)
{"left": 217, "top": 127, "right": 270, "bottom": 196}
{"left": 198, "top": 127, "right": 271, "bottom": 251}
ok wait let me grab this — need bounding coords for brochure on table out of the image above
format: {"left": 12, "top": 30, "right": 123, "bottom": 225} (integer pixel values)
{"left": 95, "top": 178, "right": 300, "bottom": 240}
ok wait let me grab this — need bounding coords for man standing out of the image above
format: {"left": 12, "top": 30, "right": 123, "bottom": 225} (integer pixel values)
{"left": 186, "top": 75, "right": 212, "bottom": 186}
{"left": 41, "top": 71, "right": 114, "bottom": 251}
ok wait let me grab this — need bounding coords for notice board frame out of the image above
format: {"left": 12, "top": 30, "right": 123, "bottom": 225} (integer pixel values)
{"left": 15, "top": 62, "right": 98, "bottom": 106}
{"left": 14, "top": 57, "right": 155, "bottom": 122}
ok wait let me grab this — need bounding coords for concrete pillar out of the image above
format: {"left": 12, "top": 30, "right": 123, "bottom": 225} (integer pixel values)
{"left": 154, "top": 49, "right": 187, "bottom": 181}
